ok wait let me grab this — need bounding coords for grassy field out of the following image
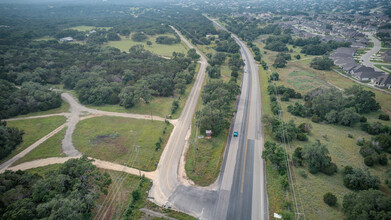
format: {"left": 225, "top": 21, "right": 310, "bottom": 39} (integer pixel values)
{"left": 73, "top": 116, "right": 173, "bottom": 171}
{"left": 14, "top": 99, "right": 69, "bottom": 118}
{"left": 106, "top": 33, "right": 188, "bottom": 57}
{"left": 12, "top": 128, "right": 66, "bottom": 166}
{"left": 89, "top": 64, "right": 200, "bottom": 119}
{"left": 258, "top": 39, "right": 391, "bottom": 219}
{"left": 70, "top": 25, "right": 111, "bottom": 31}
{"left": 3, "top": 116, "right": 67, "bottom": 164}
{"left": 34, "top": 36, "right": 56, "bottom": 41}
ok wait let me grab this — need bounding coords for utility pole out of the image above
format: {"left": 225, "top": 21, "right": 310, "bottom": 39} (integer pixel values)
{"left": 193, "top": 123, "right": 198, "bottom": 172}
{"left": 136, "top": 146, "right": 141, "bottom": 177}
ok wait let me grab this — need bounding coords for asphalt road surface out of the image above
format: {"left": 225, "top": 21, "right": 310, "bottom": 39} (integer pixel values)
{"left": 361, "top": 32, "right": 383, "bottom": 72}
{"left": 148, "top": 20, "right": 267, "bottom": 219}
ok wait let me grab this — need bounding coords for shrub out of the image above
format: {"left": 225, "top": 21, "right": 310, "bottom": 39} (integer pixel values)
{"left": 296, "top": 133, "right": 308, "bottom": 141}
{"left": 378, "top": 153, "right": 388, "bottom": 166}
{"left": 292, "top": 147, "right": 303, "bottom": 166}
{"left": 299, "top": 170, "right": 307, "bottom": 178}
{"left": 323, "top": 192, "right": 337, "bottom": 206}
{"left": 364, "top": 156, "right": 375, "bottom": 166}
{"left": 348, "top": 134, "right": 353, "bottom": 138}
{"left": 321, "top": 163, "right": 338, "bottom": 175}
{"left": 356, "top": 137, "right": 365, "bottom": 146}
{"left": 280, "top": 175, "right": 289, "bottom": 190}
{"left": 343, "top": 167, "right": 380, "bottom": 190}
{"left": 379, "top": 114, "right": 390, "bottom": 121}
{"left": 302, "top": 140, "right": 337, "bottom": 175}
{"left": 311, "top": 115, "right": 320, "bottom": 123}
{"left": 360, "top": 116, "right": 367, "bottom": 122}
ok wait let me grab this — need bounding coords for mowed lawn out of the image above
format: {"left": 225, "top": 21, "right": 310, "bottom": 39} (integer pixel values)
{"left": 12, "top": 128, "right": 66, "bottom": 166}
{"left": 73, "top": 116, "right": 173, "bottom": 171}
{"left": 106, "top": 33, "right": 189, "bottom": 57}
{"left": 258, "top": 41, "right": 391, "bottom": 219}
{"left": 3, "top": 116, "right": 67, "bottom": 164}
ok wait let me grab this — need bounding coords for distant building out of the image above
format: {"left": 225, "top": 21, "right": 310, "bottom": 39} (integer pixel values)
{"left": 60, "top": 37, "right": 74, "bottom": 42}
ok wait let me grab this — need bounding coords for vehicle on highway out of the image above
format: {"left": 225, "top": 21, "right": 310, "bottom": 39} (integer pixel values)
{"left": 233, "top": 131, "right": 238, "bottom": 137}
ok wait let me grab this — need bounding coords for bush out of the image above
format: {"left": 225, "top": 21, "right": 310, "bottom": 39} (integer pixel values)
{"left": 343, "top": 167, "right": 380, "bottom": 190}
{"left": 292, "top": 147, "right": 303, "bottom": 166}
{"left": 321, "top": 163, "right": 338, "bottom": 175}
{"left": 364, "top": 156, "right": 375, "bottom": 166}
{"left": 379, "top": 114, "right": 390, "bottom": 121}
{"left": 348, "top": 134, "right": 353, "bottom": 138}
{"left": 378, "top": 153, "right": 388, "bottom": 165}
{"left": 356, "top": 137, "right": 365, "bottom": 146}
{"left": 323, "top": 192, "right": 337, "bottom": 206}
{"left": 280, "top": 175, "right": 289, "bottom": 190}
{"left": 360, "top": 116, "right": 367, "bottom": 122}
{"left": 311, "top": 115, "right": 320, "bottom": 123}
{"left": 299, "top": 170, "right": 307, "bottom": 178}
{"left": 296, "top": 133, "right": 308, "bottom": 141}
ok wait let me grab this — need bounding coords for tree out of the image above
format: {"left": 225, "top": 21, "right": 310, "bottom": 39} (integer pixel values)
{"left": 302, "top": 140, "right": 337, "bottom": 175}
{"left": 273, "top": 56, "right": 287, "bottom": 68}
{"left": 342, "top": 167, "right": 380, "bottom": 190}
{"left": 262, "top": 141, "right": 286, "bottom": 175}
{"left": 0, "top": 122, "right": 24, "bottom": 160}
{"left": 131, "top": 32, "right": 147, "bottom": 42}
{"left": 310, "top": 56, "right": 334, "bottom": 70}
{"left": 343, "top": 189, "right": 391, "bottom": 219}
{"left": 119, "top": 86, "right": 138, "bottom": 108}
{"left": 338, "top": 108, "right": 360, "bottom": 126}
{"left": 187, "top": 48, "right": 200, "bottom": 60}
{"left": 270, "top": 72, "right": 279, "bottom": 81}
{"left": 107, "top": 32, "right": 120, "bottom": 41}
{"left": 345, "top": 85, "right": 380, "bottom": 113}
{"left": 296, "top": 54, "right": 301, "bottom": 60}
{"left": 323, "top": 192, "right": 337, "bottom": 206}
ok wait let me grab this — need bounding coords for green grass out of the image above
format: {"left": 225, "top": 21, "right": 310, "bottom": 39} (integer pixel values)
{"left": 34, "top": 36, "right": 56, "bottom": 41}
{"left": 73, "top": 116, "right": 173, "bottom": 171}
{"left": 106, "top": 33, "right": 189, "bottom": 57}
{"left": 375, "top": 64, "right": 391, "bottom": 73}
{"left": 14, "top": 99, "right": 69, "bottom": 118}
{"left": 259, "top": 40, "right": 391, "bottom": 219}
{"left": 26, "top": 164, "right": 62, "bottom": 177}
{"left": 70, "top": 26, "right": 111, "bottom": 31}
{"left": 12, "top": 128, "right": 66, "bottom": 166}
{"left": 3, "top": 116, "right": 67, "bottom": 164}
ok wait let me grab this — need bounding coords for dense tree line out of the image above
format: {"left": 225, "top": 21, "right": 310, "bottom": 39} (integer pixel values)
{"left": 0, "top": 80, "right": 62, "bottom": 119}
{"left": 343, "top": 189, "right": 391, "bottom": 219}
{"left": 0, "top": 121, "right": 24, "bottom": 160}
{"left": 0, "top": 157, "right": 111, "bottom": 219}
{"left": 196, "top": 80, "right": 240, "bottom": 136}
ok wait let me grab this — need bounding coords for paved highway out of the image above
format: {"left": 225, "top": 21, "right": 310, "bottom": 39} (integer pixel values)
{"left": 148, "top": 19, "right": 267, "bottom": 219}
{"left": 209, "top": 18, "right": 268, "bottom": 220}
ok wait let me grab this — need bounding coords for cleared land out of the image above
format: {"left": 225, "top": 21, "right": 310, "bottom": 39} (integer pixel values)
{"left": 3, "top": 116, "right": 67, "bottom": 164}
{"left": 73, "top": 116, "right": 173, "bottom": 171}
{"left": 258, "top": 39, "right": 391, "bottom": 219}
{"left": 106, "top": 33, "right": 188, "bottom": 57}
{"left": 12, "top": 128, "right": 66, "bottom": 166}
{"left": 70, "top": 25, "right": 111, "bottom": 31}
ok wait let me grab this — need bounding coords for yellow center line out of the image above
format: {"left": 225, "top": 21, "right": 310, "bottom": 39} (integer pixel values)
{"left": 240, "top": 57, "right": 254, "bottom": 193}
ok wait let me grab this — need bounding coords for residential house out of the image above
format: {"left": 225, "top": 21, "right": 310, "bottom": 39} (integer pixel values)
{"left": 350, "top": 66, "right": 384, "bottom": 81}
{"left": 372, "top": 74, "right": 391, "bottom": 89}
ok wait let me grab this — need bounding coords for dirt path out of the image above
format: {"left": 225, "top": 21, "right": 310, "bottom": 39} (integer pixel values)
{"left": 4, "top": 113, "right": 71, "bottom": 121}
{"left": 0, "top": 124, "right": 66, "bottom": 172}
{"left": 5, "top": 156, "right": 156, "bottom": 179}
